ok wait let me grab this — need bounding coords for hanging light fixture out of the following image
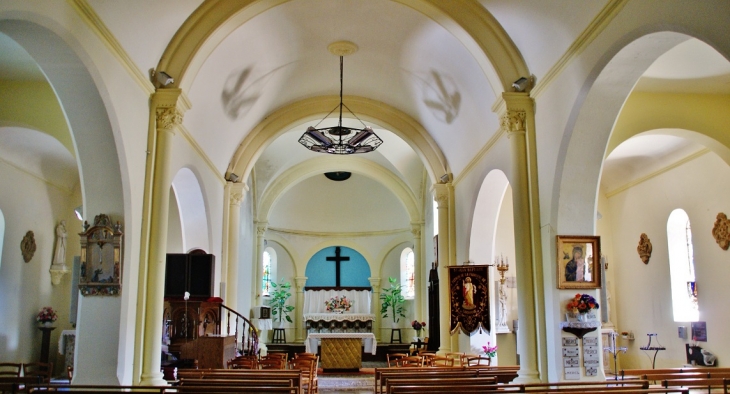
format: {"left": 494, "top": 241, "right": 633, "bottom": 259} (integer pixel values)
{"left": 298, "top": 42, "right": 383, "bottom": 154}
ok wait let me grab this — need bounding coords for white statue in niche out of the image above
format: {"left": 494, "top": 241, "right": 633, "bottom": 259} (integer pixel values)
{"left": 52, "top": 220, "right": 67, "bottom": 267}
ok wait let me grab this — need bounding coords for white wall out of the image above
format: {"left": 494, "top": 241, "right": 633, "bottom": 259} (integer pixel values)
{"left": 606, "top": 152, "right": 730, "bottom": 368}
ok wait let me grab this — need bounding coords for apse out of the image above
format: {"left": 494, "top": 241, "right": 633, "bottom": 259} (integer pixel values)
{"left": 304, "top": 246, "right": 371, "bottom": 288}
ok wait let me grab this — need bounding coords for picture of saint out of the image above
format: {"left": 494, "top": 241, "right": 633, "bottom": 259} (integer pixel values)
{"left": 565, "top": 245, "right": 585, "bottom": 282}
{"left": 462, "top": 276, "right": 476, "bottom": 310}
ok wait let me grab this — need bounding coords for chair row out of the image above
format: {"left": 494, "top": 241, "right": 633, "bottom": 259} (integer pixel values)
{"left": 0, "top": 363, "right": 53, "bottom": 382}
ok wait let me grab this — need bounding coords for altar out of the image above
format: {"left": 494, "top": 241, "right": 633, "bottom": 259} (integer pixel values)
{"left": 305, "top": 333, "right": 376, "bottom": 371}
{"left": 303, "top": 289, "right": 374, "bottom": 334}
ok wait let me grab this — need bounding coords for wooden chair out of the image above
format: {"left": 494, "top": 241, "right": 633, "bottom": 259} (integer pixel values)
{"left": 227, "top": 357, "right": 258, "bottom": 369}
{"left": 294, "top": 352, "right": 318, "bottom": 361}
{"left": 23, "top": 362, "right": 53, "bottom": 383}
{"left": 387, "top": 353, "right": 408, "bottom": 367}
{"left": 289, "top": 357, "right": 318, "bottom": 394}
{"left": 429, "top": 355, "right": 455, "bottom": 367}
{"left": 259, "top": 358, "right": 286, "bottom": 369}
{"left": 398, "top": 356, "right": 424, "bottom": 367}
{"left": 263, "top": 352, "right": 289, "bottom": 361}
{"left": 0, "top": 363, "right": 22, "bottom": 377}
{"left": 67, "top": 366, "right": 74, "bottom": 380}
{"left": 459, "top": 354, "right": 478, "bottom": 366}
{"left": 464, "top": 356, "right": 491, "bottom": 367}
{"left": 444, "top": 352, "right": 464, "bottom": 366}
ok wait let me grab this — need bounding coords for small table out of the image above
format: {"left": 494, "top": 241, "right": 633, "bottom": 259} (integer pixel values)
{"left": 390, "top": 328, "right": 401, "bottom": 343}
{"left": 38, "top": 327, "right": 56, "bottom": 363}
{"left": 272, "top": 328, "right": 286, "bottom": 343}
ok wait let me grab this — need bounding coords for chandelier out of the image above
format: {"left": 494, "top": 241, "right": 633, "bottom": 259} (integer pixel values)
{"left": 298, "top": 54, "right": 383, "bottom": 154}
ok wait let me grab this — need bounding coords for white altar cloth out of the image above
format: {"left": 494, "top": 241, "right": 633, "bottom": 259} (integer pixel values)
{"left": 303, "top": 313, "right": 375, "bottom": 322}
{"left": 305, "top": 332, "right": 377, "bottom": 355}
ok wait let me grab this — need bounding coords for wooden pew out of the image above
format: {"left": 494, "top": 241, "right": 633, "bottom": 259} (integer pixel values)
{"left": 375, "top": 366, "right": 519, "bottom": 394}
{"left": 660, "top": 377, "right": 729, "bottom": 393}
{"left": 27, "top": 385, "right": 297, "bottom": 393}
{"left": 621, "top": 367, "right": 730, "bottom": 380}
{"left": 389, "top": 386, "right": 690, "bottom": 394}
{"left": 176, "top": 368, "right": 303, "bottom": 393}
{"left": 0, "top": 376, "right": 43, "bottom": 393}
{"left": 385, "top": 376, "right": 497, "bottom": 394}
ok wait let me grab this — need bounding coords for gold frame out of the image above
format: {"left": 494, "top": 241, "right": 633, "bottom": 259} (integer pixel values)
{"left": 557, "top": 235, "right": 601, "bottom": 289}
{"left": 79, "top": 214, "right": 123, "bottom": 296}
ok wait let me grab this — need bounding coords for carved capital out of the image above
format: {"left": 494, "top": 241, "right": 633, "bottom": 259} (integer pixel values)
{"left": 712, "top": 212, "right": 730, "bottom": 250}
{"left": 368, "top": 277, "right": 381, "bottom": 291}
{"left": 501, "top": 109, "right": 526, "bottom": 136}
{"left": 637, "top": 233, "right": 653, "bottom": 264}
{"left": 432, "top": 184, "right": 449, "bottom": 208}
{"left": 155, "top": 107, "right": 183, "bottom": 131}
{"left": 411, "top": 224, "right": 422, "bottom": 238}
{"left": 256, "top": 225, "right": 268, "bottom": 237}
{"left": 230, "top": 192, "right": 244, "bottom": 206}
{"left": 294, "top": 276, "right": 308, "bottom": 291}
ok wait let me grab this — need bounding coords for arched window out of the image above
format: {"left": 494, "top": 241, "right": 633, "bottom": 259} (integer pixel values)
{"left": 667, "top": 209, "right": 699, "bottom": 322}
{"left": 400, "top": 247, "right": 415, "bottom": 299}
{"left": 262, "top": 247, "right": 276, "bottom": 297}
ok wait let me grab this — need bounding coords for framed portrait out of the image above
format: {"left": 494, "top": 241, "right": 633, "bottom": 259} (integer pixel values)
{"left": 557, "top": 235, "right": 601, "bottom": 289}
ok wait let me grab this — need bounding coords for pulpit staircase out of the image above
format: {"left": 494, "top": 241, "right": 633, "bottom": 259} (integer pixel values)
{"left": 220, "top": 304, "right": 259, "bottom": 356}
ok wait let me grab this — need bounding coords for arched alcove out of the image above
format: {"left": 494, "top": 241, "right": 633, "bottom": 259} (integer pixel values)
{"left": 304, "top": 246, "right": 371, "bottom": 288}
{"left": 171, "top": 167, "right": 211, "bottom": 252}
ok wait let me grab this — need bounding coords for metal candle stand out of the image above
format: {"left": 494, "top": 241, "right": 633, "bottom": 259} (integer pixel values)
{"left": 603, "top": 331, "right": 627, "bottom": 379}
{"left": 639, "top": 333, "right": 666, "bottom": 369}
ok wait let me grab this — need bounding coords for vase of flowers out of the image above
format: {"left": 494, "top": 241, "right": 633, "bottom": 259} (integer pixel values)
{"left": 324, "top": 295, "right": 354, "bottom": 313}
{"left": 411, "top": 320, "right": 426, "bottom": 338}
{"left": 483, "top": 342, "right": 498, "bottom": 358}
{"left": 36, "top": 306, "right": 58, "bottom": 327}
{"left": 566, "top": 293, "right": 599, "bottom": 321}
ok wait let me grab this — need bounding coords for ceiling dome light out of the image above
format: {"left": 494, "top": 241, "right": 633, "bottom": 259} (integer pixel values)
{"left": 324, "top": 172, "right": 352, "bottom": 181}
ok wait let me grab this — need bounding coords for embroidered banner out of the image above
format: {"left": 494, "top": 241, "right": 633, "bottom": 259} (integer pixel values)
{"left": 449, "top": 265, "right": 490, "bottom": 335}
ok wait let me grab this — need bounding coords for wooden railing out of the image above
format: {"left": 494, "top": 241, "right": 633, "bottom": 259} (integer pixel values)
{"left": 219, "top": 304, "right": 259, "bottom": 356}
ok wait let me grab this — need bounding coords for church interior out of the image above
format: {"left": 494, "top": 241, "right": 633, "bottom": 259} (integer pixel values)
{"left": 1, "top": 0, "right": 730, "bottom": 387}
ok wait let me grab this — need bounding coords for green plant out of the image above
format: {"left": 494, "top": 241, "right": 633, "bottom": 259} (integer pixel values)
{"left": 268, "top": 279, "right": 295, "bottom": 323}
{"left": 380, "top": 277, "right": 406, "bottom": 323}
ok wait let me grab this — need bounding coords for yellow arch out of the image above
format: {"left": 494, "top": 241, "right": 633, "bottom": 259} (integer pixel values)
{"left": 375, "top": 237, "right": 415, "bottom": 278}
{"left": 608, "top": 92, "right": 730, "bottom": 164}
{"left": 257, "top": 155, "right": 421, "bottom": 223}
{"left": 156, "top": 0, "right": 528, "bottom": 94}
{"left": 229, "top": 95, "right": 447, "bottom": 185}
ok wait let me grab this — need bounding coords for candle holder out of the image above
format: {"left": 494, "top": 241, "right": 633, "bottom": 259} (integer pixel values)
{"left": 495, "top": 255, "right": 510, "bottom": 333}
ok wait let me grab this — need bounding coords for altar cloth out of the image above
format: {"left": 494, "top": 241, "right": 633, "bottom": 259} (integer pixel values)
{"left": 304, "top": 332, "right": 377, "bottom": 355}
{"left": 303, "top": 313, "right": 375, "bottom": 322}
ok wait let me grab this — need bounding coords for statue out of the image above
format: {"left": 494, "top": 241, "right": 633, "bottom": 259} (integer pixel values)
{"left": 498, "top": 284, "right": 508, "bottom": 327}
{"left": 52, "top": 220, "right": 67, "bottom": 267}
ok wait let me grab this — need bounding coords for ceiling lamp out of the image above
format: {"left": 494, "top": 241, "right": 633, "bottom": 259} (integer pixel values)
{"left": 298, "top": 42, "right": 383, "bottom": 155}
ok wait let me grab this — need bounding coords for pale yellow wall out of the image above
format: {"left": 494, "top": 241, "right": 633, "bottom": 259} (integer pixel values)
{"left": 0, "top": 80, "right": 74, "bottom": 155}
{"left": 605, "top": 152, "right": 730, "bottom": 369}
{"left": 494, "top": 186, "right": 518, "bottom": 365}
{"left": 166, "top": 188, "right": 183, "bottom": 253}
{"left": 0, "top": 159, "right": 81, "bottom": 374}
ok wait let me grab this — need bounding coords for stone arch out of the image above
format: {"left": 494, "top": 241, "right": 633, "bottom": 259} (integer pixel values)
{"left": 171, "top": 167, "right": 211, "bottom": 252}
{"left": 230, "top": 96, "right": 447, "bottom": 186}
{"left": 257, "top": 155, "right": 420, "bottom": 223}
{"left": 0, "top": 19, "right": 126, "bottom": 384}
{"left": 301, "top": 239, "right": 372, "bottom": 277}
{"left": 157, "top": 0, "right": 528, "bottom": 95}
{"left": 376, "top": 237, "right": 417, "bottom": 277}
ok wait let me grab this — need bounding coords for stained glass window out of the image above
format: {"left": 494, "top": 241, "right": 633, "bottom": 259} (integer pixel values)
{"left": 262, "top": 250, "right": 272, "bottom": 296}
{"left": 401, "top": 247, "right": 415, "bottom": 299}
{"left": 667, "top": 209, "right": 699, "bottom": 322}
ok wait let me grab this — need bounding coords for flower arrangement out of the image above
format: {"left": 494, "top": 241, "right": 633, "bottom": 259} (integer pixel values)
{"left": 411, "top": 320, "right": 426, "bottom": 331}
{"left": 566, "top": 293, "right": 599, "bottom": 314}
{"left": 483, "top": 342, "right": 498, "bottom": 358}
{"left": 36, "top": 306, "right": 58, "bottom": 324}
{"left": 324, "top": 295, "right": 353, "bottom": 312}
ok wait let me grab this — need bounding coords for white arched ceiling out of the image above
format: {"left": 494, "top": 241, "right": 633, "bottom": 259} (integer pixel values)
{"left": 171, "top": 167, "right": 210, "bottom": 252}
{"left": 469, "top": 170, "right": 509, "bottom": 264}
{"left": 257, "top": 155, "right": 420, "bottom": 224}
{"left": 0, "top": 126, "right": 78, "bottom": 191}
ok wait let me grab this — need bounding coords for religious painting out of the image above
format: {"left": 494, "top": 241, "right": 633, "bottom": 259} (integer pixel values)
{"left": 557, "top": 235, "right": 601, "bottom": 289}
{"left": 78, "top": 214, "right": 124, "bottom": 296}
{"left": 448, "top": 265, "right": 490, "bottom": 335}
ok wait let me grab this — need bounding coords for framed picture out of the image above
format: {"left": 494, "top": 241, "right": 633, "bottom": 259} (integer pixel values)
{"left": 557, "top": 235, "right": 601, "bottom": 289}
{"left": 79, "top": 214, "right": 124, "bottom": 296}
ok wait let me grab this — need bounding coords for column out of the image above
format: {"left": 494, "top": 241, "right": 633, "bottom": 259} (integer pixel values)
{"left": 224, "top": 182, "right": 247, "bottom": 311}
{"left": 432, "top": 183, "right": 452, "bottom": 354}
{"left": 295, "top": 276, "right": 307, "bottom": 342}
{"left": 368, "top": 277, "right": 382, "bottom": 342}
{"left": 140, "top": 90, "right": 185, "bottom": 386}
{"left": 500, "top": 92, "right": 544, "bottom": 383}
{"left": 254, "top": 222, "right": 268, "bottom": 307}
{"left": 411, "top": 223, "right": 424, "bottom": 325}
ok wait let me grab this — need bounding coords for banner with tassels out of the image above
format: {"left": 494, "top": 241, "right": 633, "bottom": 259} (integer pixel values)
{"left": 449, "top": 265, "right": 490, "bottom": 335}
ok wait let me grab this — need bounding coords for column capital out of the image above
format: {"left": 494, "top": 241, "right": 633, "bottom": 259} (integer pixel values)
{"left": 410, "top": 223, "right": 422, "bottom": 238}
{"left": 432, "top": 183, "right": 450, "bottom": 207}
{"left": 155, "top": 107, "right": 183, "bottom": 132}
{"left": 226, "top": 182, "right": 247, "bottom": 206}
{"left": 368, "top": 277, "right": 381, "bottom": 290}
{"left": 294, "top": 276, "right": 308, "bottom": 291}
{"left": 255, "top": 222, "right": 268, "bottom": 237}
{"left": 499, "top": 92, "right": 534, "bottom": 137}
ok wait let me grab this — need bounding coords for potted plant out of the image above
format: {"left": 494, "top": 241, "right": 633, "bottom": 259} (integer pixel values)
{"left": 268, "top": 279, "right": 295, "bottom": 326}
{"left": 380, "top": 277, "right": 406, "bottom": 327}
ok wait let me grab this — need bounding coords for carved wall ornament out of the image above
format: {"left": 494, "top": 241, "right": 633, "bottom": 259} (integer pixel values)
{"left": 711, "top": 212, "right": 730, "bottom": 250}
{"left": 21, "top": 231, "right": 36, "bottom": 263}
{"left": 155, "top": 107, "right": 183, "bottom": 130}
{"left": 637, "top": 233, "right": 652, "bottom": 264}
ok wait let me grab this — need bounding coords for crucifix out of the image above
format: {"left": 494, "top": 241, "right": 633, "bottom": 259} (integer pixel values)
{"left": 326, "top": 246, "right": 350, "bottom": 287}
